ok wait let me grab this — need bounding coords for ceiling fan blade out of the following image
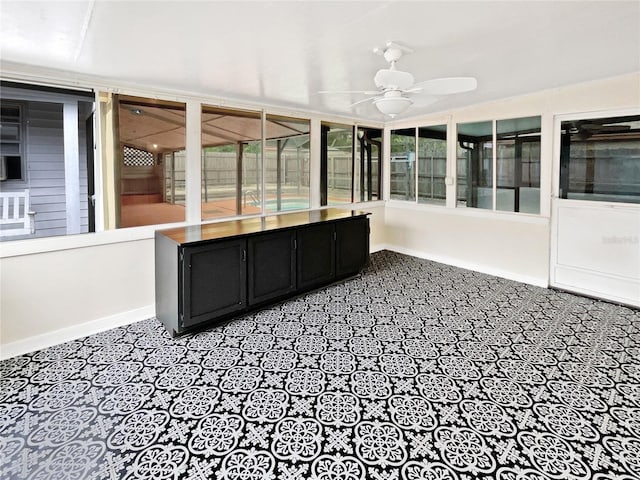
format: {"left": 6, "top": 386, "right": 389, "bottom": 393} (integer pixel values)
{"left": 318, "top": 90, "right": 379, "bottom": 95}
{"left": 349, "top": 97, "right": 377, "bottom": 108}
{"left": 412, "top": 77, "right": 477, "bottom": 95}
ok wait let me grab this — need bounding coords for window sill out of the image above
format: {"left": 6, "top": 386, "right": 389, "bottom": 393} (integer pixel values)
{"left": 0, "top": 202, "right": 387, "bottom": 259}
{"left": 0, "top": 222, "right": 183, "bottom": 258}
{"left": 385, "top": 200, "right": 549, "bottom": 225}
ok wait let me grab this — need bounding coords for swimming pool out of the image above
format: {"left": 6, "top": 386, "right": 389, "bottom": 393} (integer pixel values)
{"left": 264, "top": 199, "right": 310, "bottom": 211}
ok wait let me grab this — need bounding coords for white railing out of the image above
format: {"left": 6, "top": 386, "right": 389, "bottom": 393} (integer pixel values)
{"left": 0, "top": 189, "right": 35, "bottom": 237}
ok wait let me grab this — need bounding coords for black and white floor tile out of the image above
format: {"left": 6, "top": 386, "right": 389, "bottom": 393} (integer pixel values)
{"left": 1, "top": 250, "right": 639, "bottom": 480}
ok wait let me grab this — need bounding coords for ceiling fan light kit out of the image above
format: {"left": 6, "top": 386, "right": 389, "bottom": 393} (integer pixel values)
{"left": 321, "top": 41, "right": 478, "bottom": 118}
{"left": 373, "top": 92, "right": 413, "bottom": 118}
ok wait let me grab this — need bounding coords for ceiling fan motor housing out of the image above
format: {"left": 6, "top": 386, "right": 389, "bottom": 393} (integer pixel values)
{"left": 374, "top": 69, "right": 415, "bottom": 90}
{"left": 383, "top": 46, "right": 404, "bottom": 63}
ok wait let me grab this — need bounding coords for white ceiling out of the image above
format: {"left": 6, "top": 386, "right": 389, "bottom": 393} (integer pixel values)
{"left": 1, "top": 1, "right": 639, "bottom": 121}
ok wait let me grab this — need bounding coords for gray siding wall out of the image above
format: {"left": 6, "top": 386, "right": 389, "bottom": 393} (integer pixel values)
{"left": 78, "top": 111, "right": 89, "bottom": 231}
{"left": 27, "top": 101, "right": 66, "bottom": 237}
{"left": 1, "top": 100, "right": 89, "bottom": 239}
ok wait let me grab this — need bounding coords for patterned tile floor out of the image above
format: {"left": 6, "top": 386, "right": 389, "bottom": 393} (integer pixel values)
{"left": 1, "top": 251, "right": 639, "bottom": 480}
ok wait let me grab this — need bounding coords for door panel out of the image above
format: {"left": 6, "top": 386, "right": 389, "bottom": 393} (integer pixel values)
{"left": 336, "top": 217, "right": 369, "bottom": 277}
{"left": 297, "top": 222, "right": 335, "bottom": 290}
{"left": 248, "top": 230, "right": 296, "bottom": 305}
{"left": 551, "top": 113, "right": 640, "bottom": 307}
{"left": 551, "top": 199, "right": 639, "bottom": 307}
{"left": 182, "top": 239, "right": 246, "bottom": 328}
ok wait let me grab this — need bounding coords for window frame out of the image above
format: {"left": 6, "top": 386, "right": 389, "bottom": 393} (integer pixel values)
{"left": 264, "top": 113, "right": 311, "bottom": 214}
{"left": 552, "top": 108, "right": 640, "bottom": 207}
{"left": 389, "top": 127, "right": 416, "bottom": 202}
{"left": 354, "top": 125, "right": 383, "bottom": 203}
{"left": 389, "top": 124, "right": 448, "bottom": 205}
{"left": 0, "top": 82, "right": 97, "bottom": 241}
{"left": 417, "top": 125, "right": 448, "bottom": 205}
{"left": 0, "top": 101, "right": 26, "bottom": 183}
{"left": 558, "top": 114, "right": 640, "bottom": 204}
{"left": 455, "top": 115, "right": 542, "bottom": 214}
{"left": 320, "top": 122, "right": 355, "bottom": 206}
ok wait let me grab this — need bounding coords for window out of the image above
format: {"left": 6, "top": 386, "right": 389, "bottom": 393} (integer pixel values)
{"left": 320, "top": 123, "right": 382, "bottom": 205}
{"left": 0, "top": 103, "right": 24, "bottom": 181}
{"left": 100, "top": 94, "right": 187, "bottom": 228}
{"left": 457, "top": 117, "right": 540, "bottom": 213}
{"left": 496, "top": 117, "right": 541, "bottom": 213}
{"left": 321, "top": 123, "right": 353, "bottom": 205}
{"left": 418, "top": 125, "right": 447, "bottom": 205}
{"left": 456, "top": 121, "right": 493, "bottom": 209}
{"left": 123, "top": 146, "right": 155, "bottom": 167}
{"left": 1, "top": 82, "right": 95, "bottom": 240}
{"left": 390, "top": 128, "right": 416, "bottom": 201}
{"left": 560, "top": 115, "right": 640, "bottom": 204}
{"left": 265, "top": 115, "right": 310, "bottom": 213}
{"left": 164, "top": 150, "right": 186, "bottom": 210}
{"left": 390, "top": 125, "right": 447, "bottom": 205}
{"left": 355, "top": 127, "right": 382, "bottom": 202}
{"left": 201, "top": 106, "right": 262, "bottom": 219}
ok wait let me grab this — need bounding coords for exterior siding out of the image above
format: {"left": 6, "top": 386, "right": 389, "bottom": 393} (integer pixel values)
{"left": 1, "top": 100, "right": 90, "bottom": 239}
{"left": 78, "top": 112, "right": 89, "bottom": 232}
{"left": 27, "top": 102, "right": 67, "bottom": 237}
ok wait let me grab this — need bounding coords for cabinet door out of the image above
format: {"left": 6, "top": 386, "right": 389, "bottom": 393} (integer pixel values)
{"left": 335, "top": 217, "right": 370, "bottom": 277}
{"left": 297, "top": 222, "right": 336, "bottom": 290}
{"left": 248, "top": 230, "right": 296, "bottom": 305}
{"left": 182, "top": 239, "right": 246, "bottom": 329}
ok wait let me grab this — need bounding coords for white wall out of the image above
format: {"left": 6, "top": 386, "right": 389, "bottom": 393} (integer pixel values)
{"left": 1, "top": 238, "right": 155, "bottom": 356}
{"left": 364, "top": 203, "right": 385, "bottom": 252}
{"left": 382, "top": 205, "right": 549, "bottom": 286}
{"left": 380, "top": 73, "right": 640, "bottom": 287}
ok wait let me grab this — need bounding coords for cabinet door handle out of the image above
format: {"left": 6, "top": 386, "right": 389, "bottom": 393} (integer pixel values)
{"left": 242, "top": 249, "right": 247, "bottom": 262}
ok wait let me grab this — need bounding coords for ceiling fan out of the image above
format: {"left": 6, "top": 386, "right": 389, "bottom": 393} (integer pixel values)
{"left": 569, "top": 120, "right": 632, "bottom": 139}
{"left": 320, "top": 42, "right": 478, "bottom": 118}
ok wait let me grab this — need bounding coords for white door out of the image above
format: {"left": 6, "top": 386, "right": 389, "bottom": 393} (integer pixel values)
{"left": 550, "top": 112, "right": 640, "bottom": 308}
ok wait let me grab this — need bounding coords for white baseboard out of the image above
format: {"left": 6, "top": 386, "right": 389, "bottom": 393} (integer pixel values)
{"left": 370, "top": 243, "right": 387, "bottom": 253}
{"left": 1, "top": 305, "right": 155, "bottom": 360}
{"left": 376, "top": 243, "right": 548, "bottom": 288}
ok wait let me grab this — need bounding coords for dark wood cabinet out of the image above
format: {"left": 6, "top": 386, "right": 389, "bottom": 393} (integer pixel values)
{"left": 297, "top": 222, "right": 336, "bottom": 290}
{"left": 155, "top": 208, "right": 369, "bottom": 336}
{"left": 248, "top": 230, "right": 296, "bottom": 305}
{"left": 182, "top": 239, "right": 246, "bottom": 329}
{"left": 336, "top": 216, "right": 370, "bottom": 277}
